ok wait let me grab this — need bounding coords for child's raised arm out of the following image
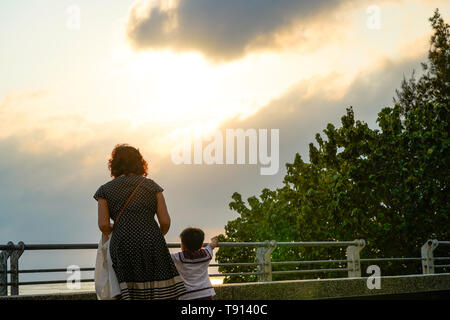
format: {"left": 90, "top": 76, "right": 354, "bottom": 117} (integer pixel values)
{"left": 209, "top": 236, "right": 219, "bottom": 249}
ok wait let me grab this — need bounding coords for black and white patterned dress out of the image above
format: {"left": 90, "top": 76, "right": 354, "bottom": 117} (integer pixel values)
{"left": 94, "top": 175, "right": 186, "bottom": 300}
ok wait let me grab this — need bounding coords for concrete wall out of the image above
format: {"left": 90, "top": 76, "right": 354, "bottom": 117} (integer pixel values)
{"left": 214, "top": 273, "right": 450, "bottom": 299}
{"left": 1, "top": 273, "right": 449, "bottom": 300}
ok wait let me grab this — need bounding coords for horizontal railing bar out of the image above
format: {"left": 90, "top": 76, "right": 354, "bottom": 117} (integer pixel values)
{"left": 8, "top": 265, "right": 258, "bottom": 272}
{"left": 13, "top": 268, "right": 95, "bottom": 274}
{"left": 10, "top": 274, "right": 259, "bottom": 286}
{"left": 435, "top": 265, "right": 450, "bottom": 268}
{"left": 10, "top": 273, "right": 262, "bottom": 285}
{"left": 8, "top": 279, "right": 95, "bottom": 286}
{"left": 2, "top": 257, "right": 448, "bottom": 275}
{"left": 1, "top": 241, "right": 448, "bottom": 252}
{"left": 0, "top": 243, "right": 180, "bottom": 250}
{"left": 272, "top": 268, "right": 348, "bottom": 275}
{"left": 11, "top": 264, "right": 448, "bottom": 286}
{"left": 210, "top": 262, "right": 258, "bottom": 267}
{"left": 0, "top": 240, "right": 363, "bottom": 251}
{"left": 360, "top": 257, "right": 449, "bottom": 262}
{"left": 271, "top": 259, "right": 349, "bottom": 265}
{"left": 275, "top": 241, "right": 360, "bottom": 247}
{"left": 11, "top": 276, "right": 227, "bottom": 285}
{"left": 361, "top": 257, "right": 422, "bottom": 262}
{"left": 0, "top": 244, "right": 99, "bottom": 251}
{"left": 4, "top": 257, "right": 447, "bottom": 275}
{"left": 208, "top": 272, "right": 262, "bottom": 277}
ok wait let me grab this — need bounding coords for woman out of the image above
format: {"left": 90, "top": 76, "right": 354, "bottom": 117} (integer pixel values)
{"left": 93, "top": 144, "right": 186, "bottom": 300}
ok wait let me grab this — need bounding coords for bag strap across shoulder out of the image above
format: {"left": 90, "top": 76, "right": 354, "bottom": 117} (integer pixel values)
{"left": 113, "top": 177, "right": 146, "bottom": 230}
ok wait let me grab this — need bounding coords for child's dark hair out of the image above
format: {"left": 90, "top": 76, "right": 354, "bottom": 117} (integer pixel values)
{"left": 180, "top": 227, "right": 205, "bottom": 251}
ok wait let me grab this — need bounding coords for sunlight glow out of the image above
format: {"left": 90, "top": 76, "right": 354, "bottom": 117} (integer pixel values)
{"left": 210, "top": 277, "right": 224, "bottom": 286}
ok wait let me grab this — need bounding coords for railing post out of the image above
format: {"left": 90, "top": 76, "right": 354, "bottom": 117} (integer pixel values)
{"left": 9, "top": 241, "right": 24, "bottom": 296}
{"left": 0, "top": 243, "right": 12, "bottom": 296}
{"left": 256, "top": 240, "right": 276, "bottom": 282}
{"left": 421, "top": 239, "right": 438, "bottom": 274}
{"left": 346, "top": 239, "right": 365, "bottom": 278}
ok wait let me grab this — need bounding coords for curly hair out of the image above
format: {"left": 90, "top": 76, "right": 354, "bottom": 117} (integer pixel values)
{"left": 108, "top": 144, "right": 148, "bottom": 178}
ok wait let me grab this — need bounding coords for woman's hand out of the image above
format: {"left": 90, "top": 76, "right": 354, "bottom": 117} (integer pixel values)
{"left": 101, "top": 223, "right": 114, "bottom": 242}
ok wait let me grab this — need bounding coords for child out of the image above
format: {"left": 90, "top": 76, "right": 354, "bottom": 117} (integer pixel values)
{"left": 171, "top": 227, "right": 219, "bottom": 300}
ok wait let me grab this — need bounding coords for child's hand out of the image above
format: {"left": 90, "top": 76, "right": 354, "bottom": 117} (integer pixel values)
{"left": 209, "top": 236, "right": 219, "bottom": 249}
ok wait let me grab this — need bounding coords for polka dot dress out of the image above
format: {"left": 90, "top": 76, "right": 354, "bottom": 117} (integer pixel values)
{"left": 94, "top": 175, "right": 186, "bottom": 300}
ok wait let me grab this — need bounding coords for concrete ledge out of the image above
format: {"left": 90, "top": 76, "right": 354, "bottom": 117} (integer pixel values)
{"left": 1, "top": 273, "right": 449, "bottom": 300}
{"left": 214, "top": 273, "right": 450, "bottom": 300}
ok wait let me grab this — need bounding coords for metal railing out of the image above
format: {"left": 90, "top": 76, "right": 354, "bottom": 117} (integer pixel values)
{"left": 0, "top": 238, "right": 449, "bottom": 296}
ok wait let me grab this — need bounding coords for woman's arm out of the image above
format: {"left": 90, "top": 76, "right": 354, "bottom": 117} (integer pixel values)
{"left": 156, "top": 192, "right": 171, "bottom": 235}
{"left": 97, "top": 198, "right": 112, "bottom": 236}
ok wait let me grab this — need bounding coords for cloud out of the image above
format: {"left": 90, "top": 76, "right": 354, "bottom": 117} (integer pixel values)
{"left": 125, "top": 0, "right": 349, "bottom": 61}
{"left": 219, "top": 54, "right": 426, "bottom": 163}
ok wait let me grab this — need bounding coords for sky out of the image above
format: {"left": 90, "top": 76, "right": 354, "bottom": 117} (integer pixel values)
{"left": 1, "top": 0, "right": 449, "bottom": 283}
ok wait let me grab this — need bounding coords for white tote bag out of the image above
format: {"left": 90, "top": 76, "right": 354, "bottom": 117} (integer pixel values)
{"left": 94, "top": 233, "right": 121, "bottom": 300}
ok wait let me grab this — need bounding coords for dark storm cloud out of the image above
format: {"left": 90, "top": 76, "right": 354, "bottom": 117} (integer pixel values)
{"left": 126, "top": 0, "right": 348, "bottom": 61}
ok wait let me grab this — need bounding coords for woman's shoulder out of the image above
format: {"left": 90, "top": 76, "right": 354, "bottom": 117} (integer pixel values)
{"left": 93, "top": 181, "right": 109, "bottom": 201}
{"left": 143, "top": 177, "right": 164, "bottom": 193}
{"left": 107, "top": 175, "right": 163, "bottom": 191}
{"left": 93, "top": 176, "right": 163, "bottom": 201}
{"left": 99, "top": 177, "right": 121, "bottom": 190}
{"left": 93, "top": 177, "right": 123, "bottom": 200}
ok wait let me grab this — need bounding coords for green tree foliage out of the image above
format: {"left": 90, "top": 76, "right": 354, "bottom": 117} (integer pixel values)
{"left": 216, "top": 10, "right": 449, "bottom": 283}
{"left": 394, "top": 9, "right": 449, "bottom": 114}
